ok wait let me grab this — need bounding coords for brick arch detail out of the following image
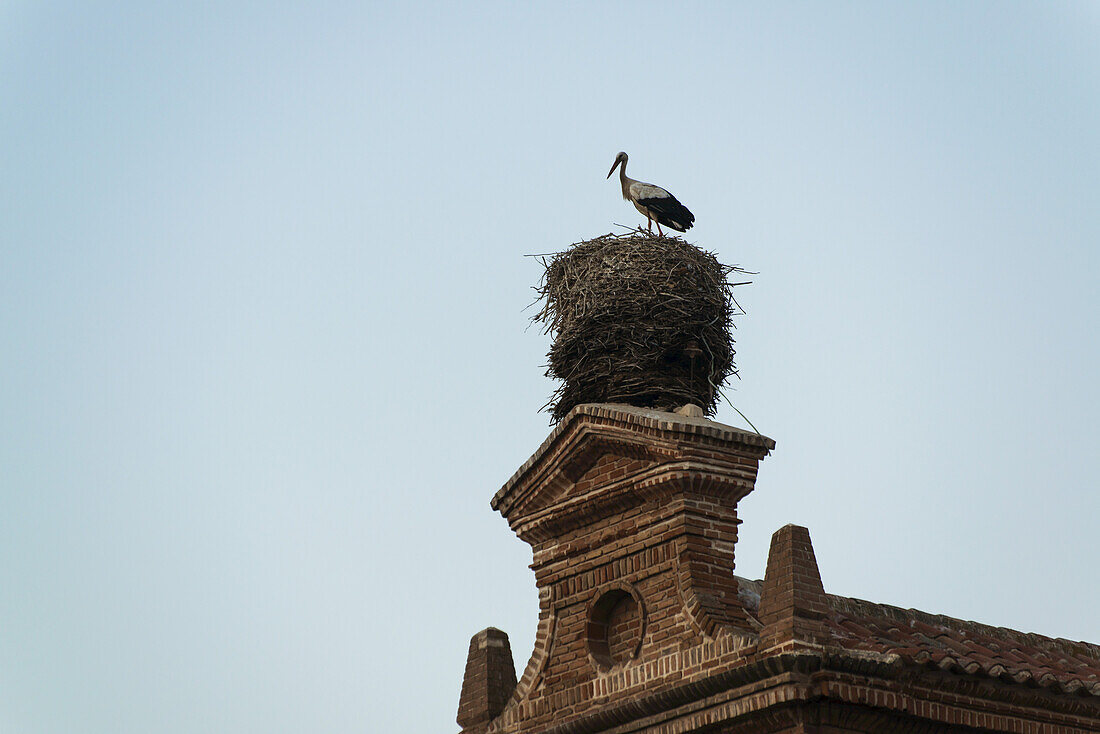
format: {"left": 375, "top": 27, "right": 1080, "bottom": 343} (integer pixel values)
{"left": 584, "top": 581, "right": 647, "bottom": 672}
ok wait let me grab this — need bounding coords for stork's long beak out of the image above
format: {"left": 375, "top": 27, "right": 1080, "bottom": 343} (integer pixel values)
{"left": 607, "top": 159, "right": 621, "bottom": 179}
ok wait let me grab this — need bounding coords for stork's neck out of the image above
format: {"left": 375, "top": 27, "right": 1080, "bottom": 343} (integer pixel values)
{"left": 618, "top": 160, "right": 633, "bottom": 200}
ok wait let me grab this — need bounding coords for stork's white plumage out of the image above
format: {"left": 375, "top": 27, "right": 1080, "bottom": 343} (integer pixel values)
{"left": 607, "top": 152, "right": 695, "bottom": 236}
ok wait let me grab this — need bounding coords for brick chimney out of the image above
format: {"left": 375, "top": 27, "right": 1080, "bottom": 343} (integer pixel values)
{"left": 756, "top": 524, "right": 831, "bottom": 654}
{"left": 460, "top": 404, "right": 773, "bottom": 733}
{"left": 456, "top": 628, "right": 517, "bottom": 731}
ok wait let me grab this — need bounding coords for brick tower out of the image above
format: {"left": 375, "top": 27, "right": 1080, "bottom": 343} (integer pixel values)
{"left": 457, "top": 403, "right": 1100, "bottom": 733}
{"left": 458, "top": 403, "right": 774, "bottom": 732}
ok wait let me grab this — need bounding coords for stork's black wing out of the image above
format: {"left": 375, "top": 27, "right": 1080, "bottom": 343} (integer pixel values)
{"left": 636, "top": 188, "right": 695, "bottom": 232}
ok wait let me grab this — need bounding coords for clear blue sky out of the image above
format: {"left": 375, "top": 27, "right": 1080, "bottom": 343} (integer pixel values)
{"left": 2, "top": 2, "right": 1098, "bottom": 732}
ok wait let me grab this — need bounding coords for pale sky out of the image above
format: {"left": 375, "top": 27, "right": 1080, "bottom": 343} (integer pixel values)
{"left": 2, "top": 3, "right": 1098, "bottom": 733}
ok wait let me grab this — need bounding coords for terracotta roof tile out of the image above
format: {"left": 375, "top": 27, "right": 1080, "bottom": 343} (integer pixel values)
{"left": 736, "top": 577, "right": 1100, "bottom": 697}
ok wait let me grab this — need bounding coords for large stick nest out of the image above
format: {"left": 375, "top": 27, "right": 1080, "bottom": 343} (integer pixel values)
{"left": 534, "top": 230, "right": 749, "bottom": 423}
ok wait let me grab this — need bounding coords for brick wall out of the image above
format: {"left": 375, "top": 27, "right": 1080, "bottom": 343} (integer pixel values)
{"left": 471, "top": 404, "right": 773, "bottom": 733}
{"left": 458, "top": 404, "right": 1100, "bottom": 734}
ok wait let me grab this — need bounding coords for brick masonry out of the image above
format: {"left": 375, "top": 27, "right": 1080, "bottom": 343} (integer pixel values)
{"left": 457, "top": 628, "right": 518, "bottom": 730}
{"left": 458, "top": 403, "right": 1100, "bottom": 733}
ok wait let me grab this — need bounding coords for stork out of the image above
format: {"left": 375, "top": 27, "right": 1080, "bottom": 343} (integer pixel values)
{"left": 607, "top": 152, "right": 695, "bottom": 236}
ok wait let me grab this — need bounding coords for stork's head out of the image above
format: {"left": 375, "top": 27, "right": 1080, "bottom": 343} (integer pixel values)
{"left": 607, "top": 151, "right": 628, "bottom": 179}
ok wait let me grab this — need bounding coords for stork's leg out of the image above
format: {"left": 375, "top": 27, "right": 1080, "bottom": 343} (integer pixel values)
{"left": 657, "top": 222, "right": 664, "bottom": 237}
{"left": 646, "top": 214, "right": 652, "bottom": 233}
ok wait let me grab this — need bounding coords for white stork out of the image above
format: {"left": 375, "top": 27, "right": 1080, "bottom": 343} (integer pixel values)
{"left": 607, "top": 152, "right": 695, "bottom": 236}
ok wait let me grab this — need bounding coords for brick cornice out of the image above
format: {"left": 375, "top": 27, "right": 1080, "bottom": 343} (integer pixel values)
{"left": 516, "top": 463, "right": 756, "bottom": 546}
{"left": 494, "top": 647, "right": 1100, "bottom": 734}
{"left": 492, "top": 404, "right": 773, "bottom": 528}
{"left": 536, "top": 653, "right": 819, "bottom": 734}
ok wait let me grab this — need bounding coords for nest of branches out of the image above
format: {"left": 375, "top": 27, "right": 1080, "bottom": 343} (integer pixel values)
{"left": 533, "top": 229, "right": 749, "bottom": 423}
